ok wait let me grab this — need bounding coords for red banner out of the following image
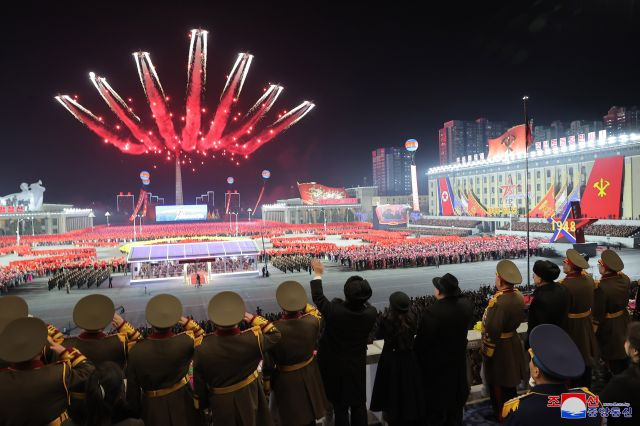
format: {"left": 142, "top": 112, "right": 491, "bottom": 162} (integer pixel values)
{"left": 298, "top": 183, "right": 353, "bottom": 205}
{"left": 375, "top": 204, "right": 409, "bottom": 225}
{"left": 528, "top": 184, "right": 556, "bottom": 218}
{"left": 467, "top": 190, "right": 488, "bottom": 217}
{"left": 438, "top": 177, "right": 455, "bottom": 216}
{"left": 581, "top": 156, "right": 624, "bottom": 219}
{"left": 487, "top": 124, "right": 527, "bottom": 159}
{"left": 129, "top": 189, "right": 147, "bottom": 221}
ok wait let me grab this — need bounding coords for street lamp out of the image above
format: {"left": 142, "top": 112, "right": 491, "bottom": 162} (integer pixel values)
{"left": 132, "top": 216, "right": 137, "bottom": 242}
{"left": 16, "top": 218, "right": 25, "bottom": 246}
{"left": 231, "top": 212, "right": 239, "bottom": 236}
{"left": 30, "top": 216, "right": 35, "bottom": 236}
{"left": 247, "top": 208, "right": 252, "bottom": 222}
{"left": 105, "top": 211, "right": 111, "bottom": 226}
{"left": 321, "top": 208, "right": 327, "bottom": 232}
{"left": 137, "top": 214, "right": 143, "bottom": 237}
{"left": 88, "top": 211, "right": 96, "bottom": 231}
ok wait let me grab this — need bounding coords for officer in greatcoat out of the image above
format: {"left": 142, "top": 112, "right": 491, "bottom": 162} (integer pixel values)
{"left": 194, "top": 291, "right": 281, "bottom": 426}
{"left": 481, "top": 259, "right": 528, "bottom": 422}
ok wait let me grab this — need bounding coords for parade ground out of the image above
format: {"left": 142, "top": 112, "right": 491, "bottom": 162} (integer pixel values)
{"left": 10, "top": 248, "right": 640, "bottom": 331}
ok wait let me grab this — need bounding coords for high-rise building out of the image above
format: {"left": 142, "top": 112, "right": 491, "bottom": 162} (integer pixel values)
{"left": 604, "top": 106, "right": 640, "bottom": 135}
{"left": 372, "top": 147, "right": 412, "bottom": 196}
{"left": 438, "top": 119, "right": 508, "bottom": 165}
{"left": 476, "top": 118, "right": 509, "bottom": 154}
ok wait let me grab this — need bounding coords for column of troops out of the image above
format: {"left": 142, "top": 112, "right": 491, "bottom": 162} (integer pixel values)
{"left": 47, "top": 267, "right": 111, "bottom": 291}
{"left": 271, "top": 255, "right": 312, "bottom": 274}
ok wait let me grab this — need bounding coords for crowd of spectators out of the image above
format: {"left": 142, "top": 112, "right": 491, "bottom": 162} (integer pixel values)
{"left": 0, "top": 221, "right": 372, "bottom": 246}
{"left": 411, "top": 218, "right": 481, "bottom": 228}
{"left": 500, "top": 221, "right": 640, "bottom": 237}
{"left": 396, "top": 227, "right": 473, "bottom": 237}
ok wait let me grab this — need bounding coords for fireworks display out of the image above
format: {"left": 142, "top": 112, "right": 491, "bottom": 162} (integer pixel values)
{"left": 55, "top": 29, "right": 314, "bottom": 169}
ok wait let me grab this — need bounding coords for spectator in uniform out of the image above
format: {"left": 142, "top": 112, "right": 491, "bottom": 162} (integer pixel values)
{"left": 481, "top": 259, "right": 528, "bottom": 422}
{"left": 0, "top": 317, "right": 95, "bottom": 425}
{"left": 194, "top": 291, "right": 280, "bottom": 426}
{"left": 415, "top": 273, "right": 473, "bottom": 426}
{"left": 599, "top": 321, "right": 640, "bottom": 425}
{"left": 265, "top": 281, "right": 328, "bottom": 426}
{"left": 0, "top": 295, "right": 29, "bottom": 336}
{"left": 371, "top": 291, "right": 425, "bottom": 425}
{"left": 310, "top": 259, "right": 377, "bottom": 426}
{"left": 126, "top": 294, "right": 205, "bottom": 426}
{"left": 526, "top": 260, "right": 568, "bottom": 349}
{"left": 83, "top": 361, "right": 143, "bottom": 425}
{"left": 62, "top": 295, "right": 142, "bottom": 422}
{"left": 560, "top": 249, "right": 598, "bottom": 388}
{"left": 0, "top": 295, "right": 64, "bottom": 368}
{"left": 503, "top": 324, "right": 601, "bottom": 425}
{"left": 593, "top": 250, "right": 631, "bottom": 376}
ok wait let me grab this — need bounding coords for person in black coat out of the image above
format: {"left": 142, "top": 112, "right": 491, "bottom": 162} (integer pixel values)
{"left": 526, "top": 260, "right": 569, "bottom": 349}
{"left": 310, "top": 259, "right": 378, "bottom": 426}
{"left": 599, "top": 321, "right": 640, "bottom": 425}
{"left": 370, "top": 292, "right": 425, "bottom": 425}
{"left": 80, "top": 361, "right": 143, "bottom": 426}
{"left": 415, "top": 273, "right": 473, "bottom": 426}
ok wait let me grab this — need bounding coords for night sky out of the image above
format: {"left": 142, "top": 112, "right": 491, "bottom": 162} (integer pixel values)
{"left": 2, "top": 1, "right": 639, "bottom": 217}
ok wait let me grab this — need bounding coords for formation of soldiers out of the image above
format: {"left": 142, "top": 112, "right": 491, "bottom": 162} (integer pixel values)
{"left": 0, "top": 278, "right": 329, "bottom": 426}
{"left": 0, "top": 249, "right": 638, "bottom": 425}
{"left": 47, "top": 267, "right": 111, "bottom": 291}
{"left": 271, "top": 255, "right": 312, "bottom": 274}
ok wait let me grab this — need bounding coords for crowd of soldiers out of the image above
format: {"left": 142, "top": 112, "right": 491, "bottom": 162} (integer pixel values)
{"left": 270, "top": 254, "right": 312, "bottom": 274}
{"left": 47, "top": 267, "right": 111, "bottom": 291}
{"left": 1, "top": 249, "right": 639, "bottom": 425}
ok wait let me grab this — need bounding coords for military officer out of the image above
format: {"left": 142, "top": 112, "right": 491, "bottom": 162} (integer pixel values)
{"left": 63, "top": 294, "right": 142, "bottom": 367}
{"left": 0, "top": 317, "right": 95, "bottom": 425}
{"left": 193, "top": 291, "right": 281, "bottom": 426}
{"left": 61, "top": 294, "right": 142, "bottom": 421}
{"left": 265, "top": 281, "right": 328, "bottom": 426}
{"left": 593, "top": 249, "right": 630, "bottom": 375}
{"left": 126, "top": 294, "right": 205, "bottom": 426}
{"left": 0, "top": 295, "right": 64, "bottom": 368}
{"left": 481, "top": 259, "right": 528, "bottom": 422}
{"left": 526, "top": 260, "right": 569, "bottom": 349}
{"left": 503, "top": 324, "right": 601, "bottom": 425}
{"left": 560, "top": 249, "right": 598, "bottom": 387}
{"left": 0, "top": 295, "right": 29, "bottom": 334}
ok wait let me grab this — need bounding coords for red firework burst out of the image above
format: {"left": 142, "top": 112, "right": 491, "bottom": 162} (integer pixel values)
{"left": 55, "top": 29, "right": 314, "bottom": 161}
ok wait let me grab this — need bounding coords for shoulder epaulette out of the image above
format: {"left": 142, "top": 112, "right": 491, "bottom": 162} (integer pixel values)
{"left": 116, "top": 332, "right": 127, "bottom": 345}
{"left": 573, "top": 387, "right": 597, "bottom": 397}
{"left": 502, "top": 393, "right": 530, "bottom": 418}
{"left": 303, "top": 304, "right": 322, "bottom": 320}
{"left": 487, "top": 292, "right": 503, "bottom": 309}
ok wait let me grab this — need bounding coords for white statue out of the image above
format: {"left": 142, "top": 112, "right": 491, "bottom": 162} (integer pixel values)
{"left": 0, "top": 180, "right": 45, "bottom": 211}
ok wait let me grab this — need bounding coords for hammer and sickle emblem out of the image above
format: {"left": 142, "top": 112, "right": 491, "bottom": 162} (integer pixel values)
{"left": 501, "top": 133, "right": 516, "bottom": 152}
{"left": 593, "top": 178, "right": 610, "bottom": 198}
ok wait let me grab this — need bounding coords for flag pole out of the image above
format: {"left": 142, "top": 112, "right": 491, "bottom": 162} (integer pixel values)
{"left": 523, "top": 95, "right": 531, "bottom": 287}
